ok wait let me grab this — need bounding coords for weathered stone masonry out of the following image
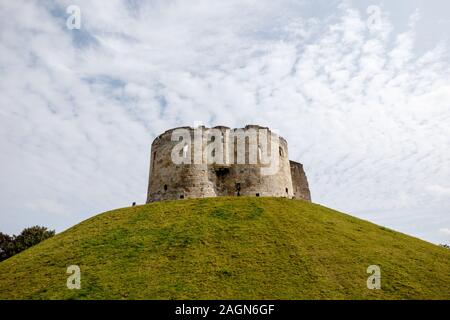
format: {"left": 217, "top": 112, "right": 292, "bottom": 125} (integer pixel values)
{"left": 146, "top": 125, "right": 311, "bottom": 203}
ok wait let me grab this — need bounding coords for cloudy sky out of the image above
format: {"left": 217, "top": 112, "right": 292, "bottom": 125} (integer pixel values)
{"left": 1, "top": 0, "right": 449, "bottom": 244}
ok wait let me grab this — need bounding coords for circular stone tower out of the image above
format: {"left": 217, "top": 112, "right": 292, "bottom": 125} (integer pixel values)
{"left": 146, "top": 125, "right": 311, "bottom": 203}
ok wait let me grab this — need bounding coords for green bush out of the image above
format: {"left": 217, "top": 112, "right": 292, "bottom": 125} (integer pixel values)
{"left": 0, "top": 232, "right": 15, "bottom": 261}
{"left": 0, "top": 226, "right": 55, "bottom": 262}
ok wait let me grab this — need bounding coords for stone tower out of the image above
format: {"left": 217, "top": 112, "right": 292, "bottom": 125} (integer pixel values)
{"left": 146, "top": 125, "right": 311, "bottom": 203}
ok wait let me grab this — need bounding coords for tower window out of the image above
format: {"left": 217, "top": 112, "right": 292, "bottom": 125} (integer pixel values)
{"left": 285, "top": 187, "right": 288, "bottom": 193}
{"left": 152, "top": 151, "right": 156, "bottom": 171}
{"left": 164, "top": 185, "right": 168, "bottom": 191}
{"left": 279, "top": 147, "right": 284, "bottom": 157}
{"left": 258, "top": 144, "right": 262, "bottom": 162}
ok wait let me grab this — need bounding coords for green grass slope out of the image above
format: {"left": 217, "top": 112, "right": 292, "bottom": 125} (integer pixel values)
{"left": 0, "top": 197, "right": 449, "bottom": 300}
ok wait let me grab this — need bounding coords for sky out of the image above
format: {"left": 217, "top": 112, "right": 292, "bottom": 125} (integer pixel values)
{"left": 0, "top": 0, "right": 449, "bottom": 244}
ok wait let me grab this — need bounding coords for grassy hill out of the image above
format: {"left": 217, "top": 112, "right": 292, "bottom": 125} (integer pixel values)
{"left": 0, "top": 197, "right": 449, "bottom": 300}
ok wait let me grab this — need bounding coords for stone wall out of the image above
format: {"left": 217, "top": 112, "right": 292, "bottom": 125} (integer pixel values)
{"left": 146, "top": 125, "right": 311, "bottom": 203}
{"left": 290, "top": 161, "right": 311, "bottom": 201}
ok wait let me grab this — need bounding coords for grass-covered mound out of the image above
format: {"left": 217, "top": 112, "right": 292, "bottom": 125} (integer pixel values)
{"left": 0, "top": 197, "right": 449, "bottom": 299}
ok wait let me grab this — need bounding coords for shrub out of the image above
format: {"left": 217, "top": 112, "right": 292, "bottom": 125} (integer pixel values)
{"left": 0, "top": 232, "right": 15, "bottom": 261}
{"left": 0, "top": 226, "right": 55, "bottom": 262}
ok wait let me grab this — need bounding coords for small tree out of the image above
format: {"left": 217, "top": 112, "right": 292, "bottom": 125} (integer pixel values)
{"left": 0, "top": 226, "right": 55, "bottom": 262}
{"left": 0, "top": 232, "right": 15, "bottom": 261}
{"left": 14, "top": 226, "right": 55, "bottom": 252}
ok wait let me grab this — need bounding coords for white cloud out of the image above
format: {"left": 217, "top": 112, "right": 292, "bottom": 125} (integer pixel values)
{"left": 0, "top": 0, "right": 450, "bottom": 244}
{"left": 427, "top": 185, "right": 450, "bottom": 197}
{"left": 26, "top": 199, "right": 71, "bottom": 217}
